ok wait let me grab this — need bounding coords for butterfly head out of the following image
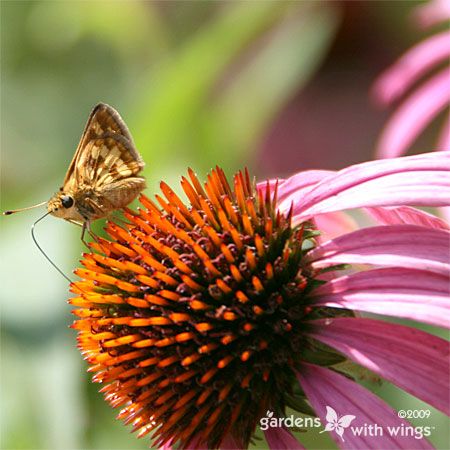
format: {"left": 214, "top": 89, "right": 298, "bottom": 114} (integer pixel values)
{"left": 47, "top": 190, "right": 77, "bottom": 220}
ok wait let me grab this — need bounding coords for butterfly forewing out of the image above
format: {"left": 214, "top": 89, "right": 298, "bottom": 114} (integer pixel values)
{"left": 57, "top": 103, "right": 145, "bottom": 222}
{"left": 63, "top": 103, "right": 138, "bottom": 188}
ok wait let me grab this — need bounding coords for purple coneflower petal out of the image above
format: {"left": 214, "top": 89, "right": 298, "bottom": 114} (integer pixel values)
{"left": 264, "top": 427, "right": 305, "bottom": 450}
{"left": 276, "top": 170, "right": 333, "bottom": 204}
{"left": 256, "top": 178, "right": 285, "bottom": 194}
{"left": 306, "top": 318, "right": 450, "bottom": 415}
{"left": 261, "top": 171, "right": 358, "bottom": 239}
{"left": 305, "top": 224, "right": 450, "bottom": 275}
{"left": 310, "top": 267, "right": 450, "bottom": 328}
{"left": 260, "top": 171, "right": 358, "bottom": 237}
{"left": 313, "top": 211, "right": 358, "bottom": 240}
{"left": 413, "top": 0, "right": 450, "bottom": 28}
{"left": 375, "top": 69, "right": 450, "bottom": 159}
{"left": 297, "top": 363, "right": 435, "bottom": 450}
{"left": 281, "top": 153, "right": 450, "bottom": 220}
{"left": 440, "top": 206, "right": 450, "bottom": 223}
{"left": 365, "top": 206, "right": 449, "bottom": 230}
{"left": 372, "top": 31, "right": 450, "bottom": 106}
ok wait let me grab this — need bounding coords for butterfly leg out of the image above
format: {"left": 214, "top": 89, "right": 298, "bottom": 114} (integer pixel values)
{"left": 79, "top": 221, "right": 100, "bottom": 249}
{"left": 80, "top": 222, "right": 91, "bottom": 250}
{"left": 85, "top": 221, "right": 100, "bottom": 244}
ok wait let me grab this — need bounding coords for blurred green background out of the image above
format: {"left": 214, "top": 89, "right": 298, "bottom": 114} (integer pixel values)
{"left": 1, "top": 1, "right": 448, "bottom": 449}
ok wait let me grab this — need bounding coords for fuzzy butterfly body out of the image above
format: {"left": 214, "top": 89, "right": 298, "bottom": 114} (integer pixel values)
{"left": 47, "top": 103, "right": 146, "bottom": 227}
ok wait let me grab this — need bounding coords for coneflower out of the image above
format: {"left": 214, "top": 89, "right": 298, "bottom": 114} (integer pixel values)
{"left": 71, "top": 152, "right": 450, "bottom": 449}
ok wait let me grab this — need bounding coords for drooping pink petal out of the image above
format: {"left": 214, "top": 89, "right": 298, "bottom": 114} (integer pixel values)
{"left": 274, "top": 170, "right": 357, "bottom": 236}
{"left": 313, "top": 211, "right": 358, "bottom": 241}
{"left": 440, "top": 206, "right": 450, "bottom": 223}
{"left": 276, "top": 170, "right": 334, "bottom": 204}
{"left": 305, "top": 224, "right": 450, "bottom": 275}
{"left": 257, "top": 173, "right": 335, "bottom": 205}
{"left": 309, "top": 267, "right": 450, "bottom": 328}
{"left": 306, "top": 318, "right": 450, "bottom": 415}
{"left": 297, "top": 363, "right": 434, "bottom": 449}
{"left": 365, "top": 205, "right": 449, "bottom": 230}
{"left": 376, "top": 68, "right": 450, "bottom": 158}
{"left": 372, "top": 31, "right": 450, "bottom": 105}
{"left": 256, "top": 178, "right": 285, "bottom": 196}
{"left": 281, "top": 153, "right": 450, "bottom": 221}
{"left": 413, "top": 0, "right": 450, "bottom": 28}
{"left": 264, "top": 427, "right": 305, "bottom": 450}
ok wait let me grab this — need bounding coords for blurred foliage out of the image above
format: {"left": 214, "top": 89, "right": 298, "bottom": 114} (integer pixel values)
{"left": 0, "top": 2, "right": 448, "bottom": 450}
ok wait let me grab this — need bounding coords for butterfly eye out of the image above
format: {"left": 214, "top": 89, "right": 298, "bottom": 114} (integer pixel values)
{"left": 61, "top": 195, "right": 74, "bottom": 208}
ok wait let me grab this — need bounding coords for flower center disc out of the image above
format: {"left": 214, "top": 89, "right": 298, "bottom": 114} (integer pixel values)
{"left": 71, "top": 167, "right": 322, "bottom": 449}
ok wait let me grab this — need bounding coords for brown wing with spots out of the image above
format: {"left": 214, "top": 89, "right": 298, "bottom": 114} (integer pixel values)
{"left": 62, "top": 103, "right": 144, "bottom": 192}
{"left": 74, "top": 133, "right": 144, "bottom": 188}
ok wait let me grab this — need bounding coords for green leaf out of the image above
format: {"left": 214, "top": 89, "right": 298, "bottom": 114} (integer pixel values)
{"left": 206, "top": 3, "right": 341, "bottom": 168}
{"left": 130, "top": 3, "right": 340, "bottom": 178}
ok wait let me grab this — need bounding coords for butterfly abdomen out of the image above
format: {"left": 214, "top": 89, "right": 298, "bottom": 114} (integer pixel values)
{"left": 98, "top": 177, "right": 146, "bottom": 211}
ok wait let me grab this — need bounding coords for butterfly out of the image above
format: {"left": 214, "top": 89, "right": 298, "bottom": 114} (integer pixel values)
{"left": 4, "top": 103, "right": 146, "bottom": 243}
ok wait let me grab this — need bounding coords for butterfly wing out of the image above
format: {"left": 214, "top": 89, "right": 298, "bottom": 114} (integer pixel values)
{"left": 62, "top": 103, "right": 142, "bottom": 191}
{"left": 76, "top": 133, "right": 144, "bottom": 189}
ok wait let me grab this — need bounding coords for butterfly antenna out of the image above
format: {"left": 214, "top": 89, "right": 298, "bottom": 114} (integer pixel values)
{"left": 31, "top": 212, "right": 73, "bottom": 284}
{"left": 3, "top": 201, "right": 47, "bottom": 215}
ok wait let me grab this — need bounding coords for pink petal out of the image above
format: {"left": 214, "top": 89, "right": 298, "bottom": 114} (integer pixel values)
{"left": 313, "top": 211, "right": 359, "bottom": 240}
{"left": 365, "top": 206, "right": 450, "bottom": 230}
{"left": 305, "top": 224, "right": 450, "bottom": 275}
{"left": 256, "top": 178, "right": 285, "bottom": 196}
{"left": 277, "top": 170, "right": 334, "bottom": 204}
{"left": 413, "top": 0, "right": 450, "bottom": 28}
{"left": 376, "top": 68, "right": 450, "bottom": 158}
{"left": 264, "top": 427, "right": 305, "bottom": 450}
{"left": 372, "top": 31, "right": 450, "bottom": 105}
{"left": 282, "top": 153, "right": 450, "bottom": 221}
{"left": 310, "top": 267, "right": 450, "bottom": 328}
{"left": 297, "top": 363, "right": 434, "bottom": 449}
{"left": 306, "top": 318, "right": 450, "bottom": 415}
{"left": 440, "top": 206, "right": 450, "bottom": 223}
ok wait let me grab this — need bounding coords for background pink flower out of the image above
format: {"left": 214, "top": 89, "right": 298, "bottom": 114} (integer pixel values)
{"left": 372, "top": 0, "right": 450, "bottom": 158}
